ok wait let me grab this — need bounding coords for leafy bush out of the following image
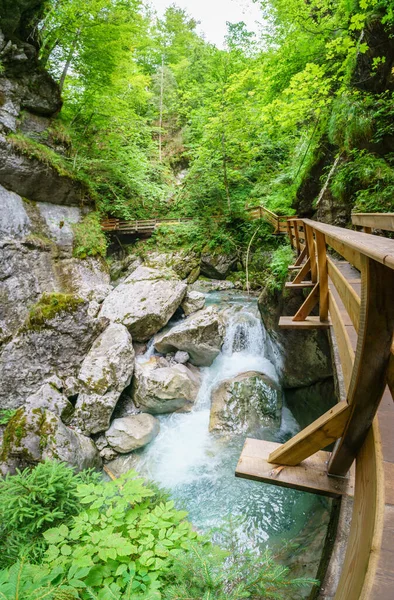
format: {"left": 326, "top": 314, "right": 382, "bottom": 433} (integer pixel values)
{"left": 0, "top": 461, "right": 99, "bottom": 567}
{"left": 263, "top": 245, "right": 295, "bottom": 292}
{"left": 43, "top": 471, "right": 198, "bottom": 599}
{"left": 72, "top": 213, "right": 108, "bottom": 259}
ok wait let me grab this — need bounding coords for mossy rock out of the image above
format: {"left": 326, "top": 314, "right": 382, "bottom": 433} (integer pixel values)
{"left": 25, "top": 293, "right": 84, "bottom": 330}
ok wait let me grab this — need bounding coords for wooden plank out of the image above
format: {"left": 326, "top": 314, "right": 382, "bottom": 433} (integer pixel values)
{"left": 329, "top": 258, "right": 394, "bottom": 476}
{"left": 267, "top": 401, "right": 350, "bottom": 466}
{"left": 328, "top": 289, "right": 355, "bottom": 393}
{"left": 285, "top": 282, "right": 314, "bottom": 288}
{"left": 315, "top": 230, "right": 329, "bottom": 321}
{"left": 292, "top": 282, "right": 319, "bottom": 321}
{"left": 327, "top": 258, "right": 361, "bottom": 331}
{"left": 352, "top": 213, "right": 394, "bottom": 232}
{"left": 236, "top": 438, "right": 354, "bottom": 498}
{"left": 292, "top": 258, "right": 311, "bottom": 283}
{"left": 279, "top": 316, "right": 330, "bottom": 329}
{"left": 304, "top": 219, "right": 394, "bottom": 270}
{"left": 305, "top": 224, "right": 318, "bottom": 282}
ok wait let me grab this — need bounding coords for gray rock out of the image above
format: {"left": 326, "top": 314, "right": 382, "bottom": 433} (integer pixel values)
{"left": 105, "top": 453, "right": 140, "bottom": 477}
{"left": 0, "top": 298, "right": 106, "bottom": 409}
{"left": 144, "top": 250, "right": 199, "bottom": 280}
{"left": 154, "top": 306, "right": 224, "bottom": 367}
{"left": 25, "top": 383, "right": 74, "bottom": 423}
{"left": 55, "top": 257, "right": 111, "bottom": 303}
{"left": 132, "top": 357, "right": 201, "bottom": 414}
{"left": 109, "top": 254, "right": 143, "bottom": 283}
{"left": 99, "top": 266, "right": 187, "bottom": 342}
{"left": 100, "top": 447, "right": 118, "bottom": 461}
{"left": 106, "top": 414, "right": 160, "bottom": 453}
{"left": 189, "top": 279, "right": 235, "bottom": 293}
{"left": 0, "top": 138, "right": 89, "bottom": 206}
{"left": 181, "top": 290, "right": 205, "bottom": 316}
{"left": 209, "top": 371, "right": 283, "bottom": 434}
{"left": 0, "top": 184, "right": 31, "bottom": 239}
{"left": 0, "top": 407, "right": 101, "bottom": 475}
{"left": 72, "top": 323, "right": 135, "bottom": 434}
{"left": 174, "top": 351, "right": 190, "bottom": 364}
{"left": 37, "top": 203, "right": 81, "bottom": 248}
{"left": 200, "top": 251, "right": 237, "bottom": 280}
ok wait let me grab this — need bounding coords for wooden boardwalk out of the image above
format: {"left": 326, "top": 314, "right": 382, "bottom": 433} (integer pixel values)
{"left": 236, "top": 217, "right": 394, "bottom": 599}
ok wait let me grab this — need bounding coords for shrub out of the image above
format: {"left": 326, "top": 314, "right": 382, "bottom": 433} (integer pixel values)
{"left": 0, "top": 461, "right": 99, "bottom": 567}
{"left": 263, "top": 245, "right": 295, "bottom": 292}
{"left": 72, "top": 212, "right": 108, "bottom": 259}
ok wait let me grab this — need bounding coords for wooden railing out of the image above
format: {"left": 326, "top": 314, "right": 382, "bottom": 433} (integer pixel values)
{"left": 246, "top": 205, "right": 294, "bottom": 234}
{"left": 351, "top": 212, "right": 394, "bottom": 233}
{"left": 277, "top": 218, "right": 394, "bottom": 599}
{"left": 101, "top": 217, "right": 193, "bottom": 233}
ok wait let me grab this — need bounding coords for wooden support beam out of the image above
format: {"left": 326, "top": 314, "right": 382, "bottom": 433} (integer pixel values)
{"left": 285, "top": 282, "right": 314, "bottom": 289}
{"left": 327, "top": 258, "right": 361, "bottom": 332}
{"left": 236, "top": 439, "right": 354, "bottom": 498}
{"left": 294, "top": 245, "right": 307, "bottom": 266}
{"left": 292, "top": 258, "right": 311, "bottom": 283}
{"left": 267, "top": 401, "right": 350, "bottom": 466}
{"left": 293, "top": 282, "right": 319, "bottom": 321}
{"left": 305, "top": 225, "right": 318, "bottom": 282}
{"left": 329, "top": 258, "right": 394, "bottom": 476}
{"left": 279, "top": 316, "right": 330, "bottom": 329}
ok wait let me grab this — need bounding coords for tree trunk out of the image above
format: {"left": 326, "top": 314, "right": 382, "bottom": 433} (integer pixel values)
{"left": 59, "top": 29, "right": 81, "bottom": 93}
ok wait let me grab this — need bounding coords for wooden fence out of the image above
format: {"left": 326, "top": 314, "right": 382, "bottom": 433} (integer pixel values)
{"left": 246, "top": 205, "right": 293, "bottom": 234}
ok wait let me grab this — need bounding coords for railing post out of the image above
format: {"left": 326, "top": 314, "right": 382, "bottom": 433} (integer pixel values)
{"left": 305, "top": 224, "right": 318, "bottom": 283}
{"left": 315, "top": 230, "right": 329, "bottom": 321}
{"left": 328, "top": 256, "right": 394, "bottom": 476}
{"left": 294, "top": 221, "right": 301, "bottom": 256}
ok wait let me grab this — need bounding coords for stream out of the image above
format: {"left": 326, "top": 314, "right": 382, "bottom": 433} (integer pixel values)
{"left": 135, "top": 291, "right": 332, "bottom": 585}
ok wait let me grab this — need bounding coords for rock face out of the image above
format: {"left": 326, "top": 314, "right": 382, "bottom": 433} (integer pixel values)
{"left": 181, "top": 290, "right": 205, "bottom": 316}
{"left": 144, "top": 250, "right": 200, "bottom": 280}
{"left": 200, "top": 251, "right": 237, "bottom": 280}
{"left": 99, "top": 266, "right": 187, "bottom": 342}
{"left": 0, "top": 183, "right": 31, "bottom": 239}
{"left": 209, "top": 371, "right": 282, "bottom": 434}
{"left": 258, "top": 286, "right": 333, "bottom": 388}
{"left": 56, "top": 257, "right": 111, "bottom": 303}
{"left": 132, "top": 357, "right": 201, "bottom": 414}
{"left": 106, "top": 414, "right": 160, "bottom": 453}
{"left": 0, "top": 299, "right": 106, "bottom": 409}
{"left": 73, "top": 323, "right": 135, "bottom": 434}
{"left": 0, "top": 407, "right": 101, "bottom": 475}
{"left": 25, "top": 383, "right": 74, "bottom": 423}
{"left": 154, "top": 306, "right": 224, "bottom": 367}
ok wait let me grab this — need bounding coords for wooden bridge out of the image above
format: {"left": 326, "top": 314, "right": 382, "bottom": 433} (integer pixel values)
{"left": 101, "top": 206, "right": 293, "bottom": 235}
{"left": 236, "top": 213, "right": 394, "bottom": 599}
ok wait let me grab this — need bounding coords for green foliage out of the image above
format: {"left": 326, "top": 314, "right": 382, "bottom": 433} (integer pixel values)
{"left": 26, "top": 293, "right": 84, "bottom": 329}
{"left": 0, "top": 410, "right": 16, "bottom": 426}
{"left": 43, "top": 470, "right": 198, "bottom": 598}
{"left": 0, "top": 560, "right": 77, "bottom": 600}
{"left": 263, "top": 245, "right": 295, "bottom": 293}
{"left": 0, "top": 461, "right": 99, "bottom": 568}
{"left": 72, "top": 213, "right": 107, "bottom": 259}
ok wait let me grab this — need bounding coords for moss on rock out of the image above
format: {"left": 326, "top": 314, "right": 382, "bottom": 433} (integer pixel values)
{"left": 25, "top": 293, "right": 84, "bottom": 330}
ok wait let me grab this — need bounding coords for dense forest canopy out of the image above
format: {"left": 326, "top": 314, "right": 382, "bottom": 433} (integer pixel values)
{"left": 17, "top": 0, "right": 394, "bottom": 226}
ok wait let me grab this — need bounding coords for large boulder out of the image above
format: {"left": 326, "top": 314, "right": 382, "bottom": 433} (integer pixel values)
{"left": 0, "top": 296, "right": 106, "bottom": 409}
{"left": 209, "top": 371, "right": 282, "bottom": 434}
{"left": 0, "top": 183, "right": 31, "bottom": 239}
{"left": 132, "top": 357, "right": 201, "bottom": 414}
{"left": 72, "top": 323, "right": 135, "bottom": 434}
{"left": 154, "top": 306, "right": 224, "bottom": 367}
{"left": 144, "top": 250, "right": 200, "bottom": 280}
{"left": 25, "top": 382, "right": 73, "bottom": 423}
{"left": 0, "top": 407, "right": 101, "bottom": 475}
{"left": 181, "top": 290, "right": 205, "bottom": 316}
{"left": 258, "top": 285, "right": 333, "bottom": 388}
{"left": 200, "top": 251, "right": 237, "bottom": 280}
{"left": 99, "top": 266, "right": 187, "bottom": 342}
{"left": 105, "top": 414, "right": 160, "bottom": 453}
{"left": 56, "top": 257, "right": 111, "bottom": 303}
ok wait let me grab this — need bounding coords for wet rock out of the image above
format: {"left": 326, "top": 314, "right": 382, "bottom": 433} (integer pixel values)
{"left": 99, "top": 266, "right": 187, "bottom": 342}
{"left": 0, "top": 184, "right": 31, "bottom": 239}
{"left": 73, "top": 323, "right": 135, "bottom": 434}
{"left": 106, "top": 414, "right": 160, "bottom": 453}
{"left": 181, "top": 290, "right": 205, "bottom": 316}
{"left": 132, "top": 356, "right": 201, "bottom": 414}
{"left": 189, "top": 279, "right": 235, "bottom": 293}
{"left": 0, "top": 298, "right": 106, "bottom": 409}
{"left": 25, "top": 383, "right": 74, "bottom": 423}
{"left": 0, "top": 407, "right": 101, "bottom": 475}
{"left": 209, "top": 371, "right": 282, "bottom": 434}
{"left": 200, "top": 251, "right": 237, "bottom": 280}
{"left": 154, "top": 306, "right": 224, "bottom": 367}
{"left": 258, "top": 286, "right": 333, "bottom": 388}
{"left": 174, "top": 351, "right": 190, "bottom": 364}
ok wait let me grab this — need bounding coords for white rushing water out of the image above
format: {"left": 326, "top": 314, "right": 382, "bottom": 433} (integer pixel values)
{"left": 137, "top": 292, "right": 324, "bottom": 548}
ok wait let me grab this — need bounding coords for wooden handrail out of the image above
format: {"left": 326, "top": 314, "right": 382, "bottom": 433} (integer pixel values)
{"left": 352, "top": 212, "right": 394, "bottom": 233}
